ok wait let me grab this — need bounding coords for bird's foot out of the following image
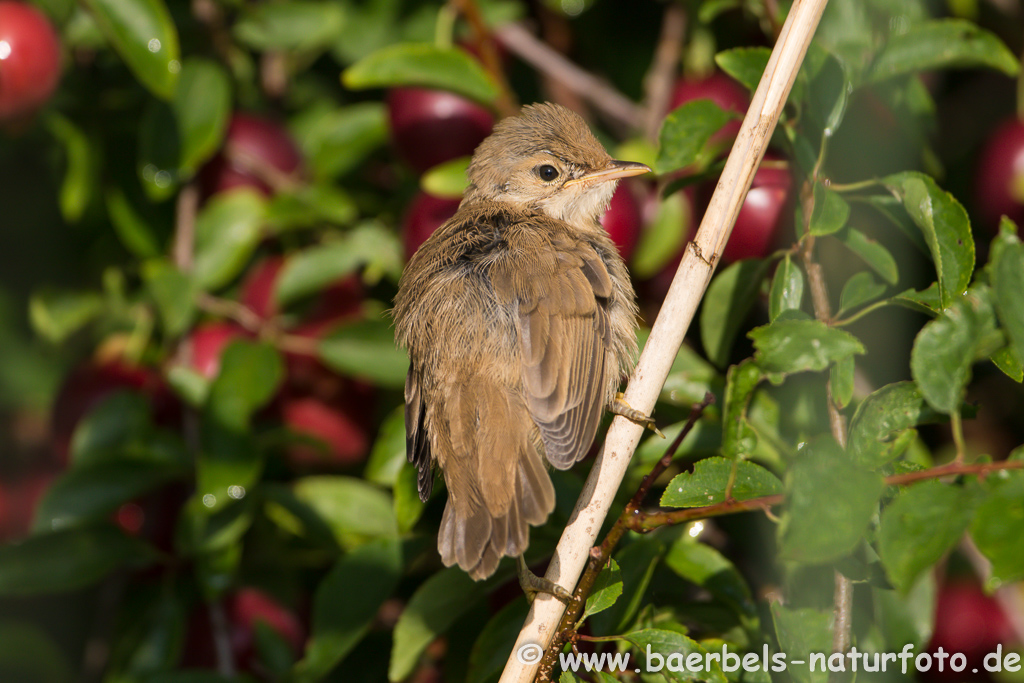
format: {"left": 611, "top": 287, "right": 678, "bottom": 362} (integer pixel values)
{"left": 517, "top": 556, "right": 572, "bottom": 604}
{"left": 611, "top": 392, "right": 664, "bottom": 438}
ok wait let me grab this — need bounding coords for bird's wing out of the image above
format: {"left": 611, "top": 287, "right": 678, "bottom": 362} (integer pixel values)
{"left": 404, "top": 368, "right": 433, "bottom": 502}
{"left": 491, "top": 225, "right": 614, "bottom": 470}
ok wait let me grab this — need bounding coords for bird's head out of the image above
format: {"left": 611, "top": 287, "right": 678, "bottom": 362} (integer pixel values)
{"left": 464, "top": 102, "right": 650, "bottom": 228}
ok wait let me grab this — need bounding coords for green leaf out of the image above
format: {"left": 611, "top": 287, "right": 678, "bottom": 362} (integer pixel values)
{"left": 863, "top": 193, "right": 929, "bottom": 254}
{"left": 838, "top": 272, "right": 886, "bottom": 315}
{"left": 656, "top": 100, "right": 736, "bottom": 175}
{"left": 873, "top": 573, "right": 936, "bottom": 652}
{"left": 807, "top": 183, "right": 850, "bottom": 236}
{"left": 293, "top": 538, "right": 402, "bottom": 682}
{"left": 582, "top": 558, "right": 622, "bottom": 622}
{"left": 778, "top": 438, "right": 884, "bottom": 563}
{"left": 193, "top": 190, "right": 267, "bottom": 290}
{"left": 393, "top": 462, "right": 425, "bottom": 534}
{"left": 701, "top": 259, "right": 772, "bottom": 368}
{"left": 879, "top": 480, "right": 979, "bottom": 594}
{"left": 721, "top": 360, "right": 762, "bottom": 459}
{"left": 69, "top": 390, "right": 154, "bottom": 464}
{"left": 318, "top": 317, "right": 409, "bottom": 389}
{"left": 421, "top": 156, "right": 470, "bottom": 198}
{"left": 771, "top": 605, "right": 832, "bottom": 683}
{"left": 848, "top": 381, "right": 945, "bottom": 467}
{"left": 265, "top": 185, "right": 358, "bottom": 232}
{"left": 622, "top": 629, "right": 727, "bottom": 683}
{"left": 0, "top": 525, "right": 155, "bottom": 596}
{"left": 891, "top": 284, "right": 941, "bottom": 315}
{"left": 467, "top": 598, "right": 530, "bottom": 683}
{"left": 750, "top": 319, "right": 865, "bottom": 375}
{"left": 664, "top": 538, "right": 756, "bottom": 618}
{"left": 632, "top": 191, "right": 691, "bottom": 278}
{"left": 291, "top": 102, "right": 388, "bottom": 179}
{"left": 344, "top": 43, "right": 500, "bottom": 106}
{"left": 837, "top": 227, "right": 899, "bottom": 285}
{"left": 883, "top": 172, "right": 974, "bottom": 307}
{"left": 293, "top": 476, "right": 397, "bottom": 548}
{"left": 390, "top": 567, "right": 488, "bottom": 681}
{"left": 29, "top": 288, "right": 104, "bottom": 343}
{"left": 715, "top": 47, "right": 770, "bottom": 93}
{"left": 992, "top": 239, "right": 1024, "bottom": 370}
{"left": 275, "top": 225, "right": 402, "bottom": 305}
{"left": 768, "top": 255, "right": 804, "bottom": 321}
{"left": 869, "top": 19, "right": 1019, "bottom": 83}
{"left": 662, "top": 457, "right": 781, "bottom": 508}
{"left": 0, "top": 621, "right": 74, "bottom": 683}
{"left": 234, "top": 0, "right": 345, "bottom": 51}
{"left": 137, "top": 99, "right": 181, "bottom": 201}
{"left": 590, "top": 539, "right": 665, "bottom": 636}
{"left": 33, "top": 460, "right": 185, "bottom": 533}
{"left": 105, "top": 187, "right": 162, "bottom": 258}
{"left": 173, "top": 59, "right": 231, "bottom": 175}
{"left": 82, "top": 0, "right": 180, "bottom": 99}
{"left": 365, "top": 406, "right": 407, "bottom": 487}
{"left": 46, "top": 112, "right": 96, "bottom": 223}
{"left": 911, "top": 286, "right": 997, "bottom": 413}
{"left": 143, "top": 259, "right": 197, "bottom": 337}
{"left": 970, "top": 469, "right": 1024, "bottom": 586}
{"left": 207, "top": 341, "right": 283, "bottom": 431}
{"left": 830, "top": 355, "right": 855, "bottom": 410}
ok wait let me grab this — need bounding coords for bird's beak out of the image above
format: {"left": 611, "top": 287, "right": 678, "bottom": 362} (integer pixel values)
{"left": 563, "top": 160, "right": 652, "bottom": 187}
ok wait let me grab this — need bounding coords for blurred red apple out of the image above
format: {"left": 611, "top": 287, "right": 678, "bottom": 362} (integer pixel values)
{"left": 240, "top": 256, "right": 285, "bottom": 320}
{"left": 724, "top": 155, "right": 792, "bottom": 263}
{"left": 924, "top": 579, "right": 1017, "bottom": 681}
{"left": 0, "top": 1, "right": 61, "bottom": 122}
{"left": 183, "top": 587, "right": 305, "bottom": 674}
{"left": 602, "top": 181, "right": 644, "bottom": 261}
{"left": 669, "top": 71, "right": 749, "bottom": 145}
{"left": 387, "top": 88, "right": 493, "bottom": 173}
{"left": 0, "top": 470, "right": 57, "bottom": 540}
{"left": 402, "top": 191, "right": 461, "bottom": 261}
{"left": 975, "top": 118, "right": 1024, "bottom": 233}
{"left": 281, "top": 396, "right": 369, "bottom": 467}
{"left": 188, "top": 322, "right": 248, "bottom": 380}
{"left": 200, "top": 113, "right": 303, "bottom": 197}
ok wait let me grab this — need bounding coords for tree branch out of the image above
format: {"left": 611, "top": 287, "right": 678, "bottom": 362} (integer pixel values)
{"left": 498, "top": 0, "right": 832, "bottom": 678}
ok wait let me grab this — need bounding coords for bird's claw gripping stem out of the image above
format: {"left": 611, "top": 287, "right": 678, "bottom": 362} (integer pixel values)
{"left": 611, "top": 392, "right": 664, "bottom": 438}
{"left": 517, "top": 556, "right": 573, "bottom": 604}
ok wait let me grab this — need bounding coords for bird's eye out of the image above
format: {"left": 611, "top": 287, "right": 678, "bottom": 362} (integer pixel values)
{"left": 536, "top": 164, "right": 560, "bottom": 182}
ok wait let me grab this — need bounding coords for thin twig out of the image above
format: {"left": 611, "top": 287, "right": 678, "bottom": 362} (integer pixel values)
{"left": 172, "top": 183, "right": 199, "bottom": 273}
{"left": 537, "top": 394, "right": 715, "bottom": 682}
{"left": 494, "top": 22, "right": 644, "bottom": 131}
{"left": 209, "top": 601, "right": 237, "bottom": 679}
{"left": 500, "top": 0, "right": 832, "bottom": 675}
{"left": 452, "top": 0, "right": 519, "bottom": 117}
{"left": 642, "top": 3, "right": 687, "bottom": 143}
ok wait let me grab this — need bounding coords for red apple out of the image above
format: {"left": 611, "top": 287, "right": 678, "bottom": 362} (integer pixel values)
{"left": 669, "top": 72, "right": 749, "bottom": 145}
{"left": 975, "top": 118, "right": 1024, "bottom": 232}
{"left": 0, "top": 1, "right": 61, "bottom": 122}
{"left": 182, "top": 587, "right": 305, "bottom": 674}
{"left": 199, "top": 113, "right": 303, "bottom": 197}
{"left": 240, "top": 256, "right": 285, "bottom": 320}
{"left": 0, "top": 470, "right": 56, "bottom": 540}
{"left": 924, "top": 579, "right": 1017, "bottom": 681}
{"left": 724, "top": 155, "right": 792, "bottom": 263}
{"left": 281, "top": 396, "right": 369, "bottom": 467}
{"left": 231, "top": 587, "right": 305, "bottom": 662}
{"left": 402, "top": 191, "right": 461, "bottom": 261}
{"left": 387, "top": 88, "right": 494, "bottom": 173}
{"left": 602, "top": 181, "right": 644, "bottom": 261}
{"left": 189, "top": 322, "right": 248, "bottom": 380}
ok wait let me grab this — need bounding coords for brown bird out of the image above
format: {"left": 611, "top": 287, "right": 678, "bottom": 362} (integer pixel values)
{"left": 393, "top": 102, "right": 653, "bottom": 597}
